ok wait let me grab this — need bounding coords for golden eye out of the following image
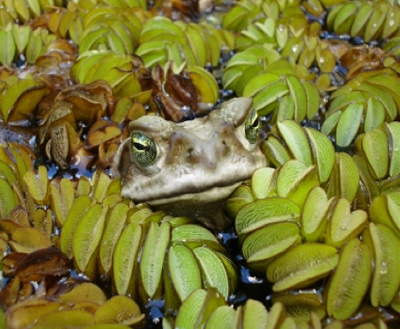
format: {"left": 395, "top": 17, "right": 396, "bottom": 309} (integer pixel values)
{"left": 244, "top": 110, "right": 260, "bottom": 144}
{"left": 130, "top": 132, "right": 157, "bottom": 167}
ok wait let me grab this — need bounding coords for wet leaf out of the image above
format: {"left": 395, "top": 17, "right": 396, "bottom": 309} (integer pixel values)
{"left": 277, "top": 121, "right": 312, "bottom": 167}
{"left": 60, "top": 195, "right": 92, "bottom": 259}
{"left": 141, "top": 222, "right": 170, "bottom": 298}
{"left": 387, "top": 122, "right": 400, "bottom": 177}
{"left": 276, "top": 161, "right": 319, "bottom": 207}
{"left": 0, "top": 29, "right": 15, "bottom": 66}
{"left": 267, "top": 243, "right": 338, "bottom": 291}
{"left": 193, "top": 247, "right": 230, "bottom": 299}
{"left": 85, "top": 121, "right": 121, "bottom": 149}
{"left": 286, "top": 75, "right": 307, "bottom": 122}
{"left": 50, "top": 178, "right": 75, "bottom": 226}
{"left": 15, "top": 247, "right": 70, "bottom": 282}
{"left": 113, "top": 223, "right": 142, "bottom": 296}
{"left": 242, "top": 222, "right": 300, "bottom": 263}
{"left": 172, "top": 224, "right": 219, "bottom": 244}
{"left": 251, "top": 167, "right": 275, "bottom": 199}
{"left": 204, "top": 306, "right": 236, "bottom": 329}
{"left": 274, "top": 293, "right": 325, "bottom": 321}
{"left": 336, "top": 103, "right": 363, "bottom": 148}
{"left": 327, "top": 239, "right": 371, "bottom": 320}
{"left": 0, "top": 177, "right": 18, "bottom": 218}
{"left": 236, "top": 198, "right": 300, "bottom": 236}
{"left": 187, "top": 66, "right": 219, "bottom": 105}
{"left": 99, "top": 202, "right": 129, "bottom": 274}
{"left": 175, "top": 289, "right": 207, "bottom": 329}
{"left": 10, "top": 227, "right": 51, "bottom": 253}
{"left": 362, "top": 128, "right": 389, "bottom": 179}
{"left": 169, "top": 244, "right": 202, "bottom": 302}
{"left": 326, "top": 198, "right": 368, "bottom": 247}
{"left": 365, "top": 223, "right": 400, "bottom": 307}
{"left": 6, "top": 299, "right": 62, "bottom": 329}
{"left": 34, "top": 309, "right": 94, "bottom": 327}
{"left": 1, "top": 78, "right": 43, "bottom": 122}
{"left": 73, "top": 204, "right": 108, "bottom": 273}
{"left": 92, "top": 171, "right": 112, "bottom": 202}
{"left": 301, "top": 187, "right": 333, "bottom": 242}
{"left": 242, "top": 299, "right": 269, "bottom": 329}
{"left": 94, "top": 296, "right": 144, "bottom": 325}
{"left": 59, "top": 282, "right": 107, "bottom": 305}
{"left": 24, "top": 166, "right": 48, "bottom": 204}
{"left": 304, "top": 128, "right": 335, "bottom": 183}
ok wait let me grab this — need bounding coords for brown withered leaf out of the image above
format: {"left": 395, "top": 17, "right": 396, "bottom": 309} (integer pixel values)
{"left": 71, "top": 147, "right": 96, "bottom": 172}
{"left": 341, "top": 45, "right": 394, "bottom": 80}
{"left": 0, "top": 277, "right": 21, "bottom": 310}
{"left": 14, "top": 247, "right": 70, "bottom": 282}
{"left": 151, "top": 0, "right": 214, "bottom": 20}
{"left": 43, "top": 119, "right": 83, "bottom": 170}
{"left": 98, "top": 141, "right": 120, "bottom": 169}
{"left": 2, "top": 253, "right": 27, "bottom": 277}
{"left": 84, "top": 121, "right": 121, "bottom": 150}
{"left": 149, "top": 65, "right": 199, "bottom": 122}
{"left": 56, "top": 80, "right": 115, "bottom": 122}
{"left": 39, "top": 103, "right": 76, "bottom": 143}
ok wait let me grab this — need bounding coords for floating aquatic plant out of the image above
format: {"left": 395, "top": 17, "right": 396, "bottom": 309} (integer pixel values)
{"left": 1, "top": 0, "right": 400, "bottom": 327}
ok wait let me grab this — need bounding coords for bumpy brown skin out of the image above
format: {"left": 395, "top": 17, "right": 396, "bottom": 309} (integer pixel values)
{"left": 112, "top": 97, "right": 267, "bottom": 229}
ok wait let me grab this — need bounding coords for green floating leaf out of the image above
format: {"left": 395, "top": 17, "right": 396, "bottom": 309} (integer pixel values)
{"left": 236, "top": 198, "right": 301, "bottom": 237}
{"left": 94, "top": 296, "right": 144, "bottom": 326}
{"left": 267, "top": 243, "right": 338, "bottom": 292}
{"left": 0, "top": 178, "right": 18, "bottom": 218}
{"left": 243, "top": 222, "right": 300, "bottom": 264}
{"left": 276, "top": 160, "right": 319, "bottom": 207}
{"left": 204, "top": 306, "right": 236, "bottom": 329}
{"left": 273, "top": 293, "right": 325, "bottom": 321}
{"left": 365, "top": 223, "right": 400, "bottom": 307}
{"left": 251, "top": 167, "right": 275, "bottom": 199}
{"left": 73, "top": 204, "right": 108, "bottom": 273}
{"left": 0, "top": 29, "right": 15, "bottom": 66}
{"left": 326, "top": 198, "right": 368, "bottom": 247}
{"left": 175, "top": 289, "right": 207, "bottom": 329}
{"left": 141, "top": 222, "right": 170, "bottom": 298}
{"left": 99, "top": 202, "right": 129, "bottom": 274}
{"left": 387, "top": 122, "right": 400, "bottom": 177}
{"left": 362, "top": 128, "right": 389, "bottom": 179}
{"left": 24, "top": 166, "right": 48, "bottom": 204}
{"left": 304, "top": 128, "right": 335, "bottom": 183}
{"left": 327, "top": 239, "right": 371, "bottom": 320}
{"left": 113, "top": 223, "right": 142, "bottom": 296}
{"left": 169, "top": 245, "right": 202, "bottom": 302}
{"left": 301, "top": 187, "right": 333, "bottom": 242}
{"left": 336, "top": 103, "right": 363, "bottom": 148}
{"left": 60, "top": 195, "right": 92, "bottom": 259}
{"left": 277, "top": 121, "right": 312, "bottom": 167}
{"left": 193, "top": 247, "right": 230, "bottom": 300}
{"left": 242, "top": 299, "right": 269, "bottom": 329}
{"left": 50, "top": 178, "right": 75, "bottom": 226}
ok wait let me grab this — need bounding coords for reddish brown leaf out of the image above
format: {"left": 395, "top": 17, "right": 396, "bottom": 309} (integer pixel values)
{"left": 15, "top": 247, "right": 70, "bottom": 282}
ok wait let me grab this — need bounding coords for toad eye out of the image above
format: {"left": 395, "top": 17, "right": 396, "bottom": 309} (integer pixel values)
{"left": 244, "top": 110, "right": 260, "bottom": 144}
{"left": 130, "top": 132, "right": 157, "bottom": 167}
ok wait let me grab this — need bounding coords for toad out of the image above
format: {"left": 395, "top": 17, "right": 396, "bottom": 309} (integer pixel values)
{"left": 111, "top": 98, "right": 267, "bottom": 229}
